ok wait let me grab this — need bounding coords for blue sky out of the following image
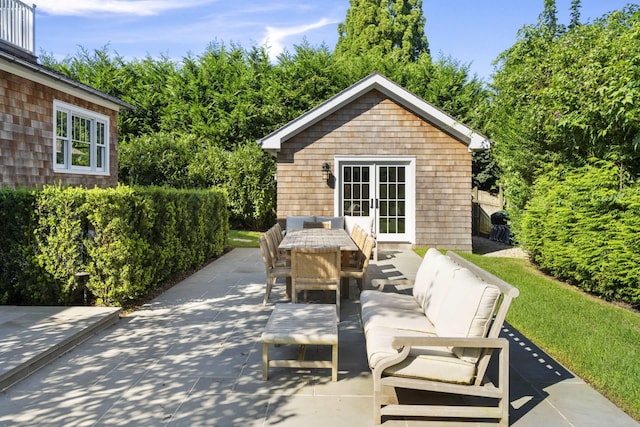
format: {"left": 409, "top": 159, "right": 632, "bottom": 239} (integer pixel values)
{"left": 34, "top": 0, "right": 634, "bottom": 81}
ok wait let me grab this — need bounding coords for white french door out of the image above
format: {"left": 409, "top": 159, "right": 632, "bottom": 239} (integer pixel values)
{"left": 338, "top": 158, "right": 415, "bottom": 243}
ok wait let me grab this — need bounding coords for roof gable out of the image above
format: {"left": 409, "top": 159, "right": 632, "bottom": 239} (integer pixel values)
{"left": 259, "top": 73, "right": 490, "bottom": 154}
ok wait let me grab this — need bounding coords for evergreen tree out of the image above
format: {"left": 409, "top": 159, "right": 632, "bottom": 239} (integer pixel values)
{"left": 335, "top": 0, "right": 429, "bottom": 62}
{"left": 569, "top": 0, "right": 582, "bottom": 29}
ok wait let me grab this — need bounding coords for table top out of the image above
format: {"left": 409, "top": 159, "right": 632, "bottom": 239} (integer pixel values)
{"left": 278, "top": 228, "right": 359, "bottom": 251}
{"left": 261, "top": 304, "right": 338, "bottom": 344}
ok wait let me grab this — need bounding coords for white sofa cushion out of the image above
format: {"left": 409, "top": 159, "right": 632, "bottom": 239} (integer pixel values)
{"left": 286, "top": 215, "right": 315, "bottom": 232}
{"left": 365, "top": 326, "right": 476, "bottom": 385}
{"left": 361, "top": 290, "right": 435, "bottom": 335}
{"left": 315, "top": 216, "right": 345, "bottom": 229}
{"left": 433, "top": 268, "right": 501, "bottom": 363}
{"left": 422, "top": 255, "right": 461, "bottom": 325}
{"left": 411, "top": 248, "right": 441, "bottom": 307}
{"left": 344, "top": 215, "right": 373, "bottom": 235}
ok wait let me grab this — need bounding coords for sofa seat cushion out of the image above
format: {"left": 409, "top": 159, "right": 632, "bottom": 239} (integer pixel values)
{"left": 361, "top": 290, "right": 435, "bottom": 335}
{"left": 365, "top": 326, "right": 476, "bottom": 385}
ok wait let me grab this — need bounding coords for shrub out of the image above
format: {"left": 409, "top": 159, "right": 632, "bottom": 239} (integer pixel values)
{"left": 520, "top": 161, "right": 640, "bottom": 307}
{"left": 0, "top": 189, "right": 39, "bottom": 304}
{"left": 1, "top": 185, "right": 228, "bottom": 307}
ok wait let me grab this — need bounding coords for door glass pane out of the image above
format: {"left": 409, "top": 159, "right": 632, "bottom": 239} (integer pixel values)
{"left": 378, "top": 165, "right": 407, "bottom": 237}
{"left": 389, "top": 167, "right": 397, "bottom": 183}
{"left": 343, "top": 165, "right": 370, "bottom": 217}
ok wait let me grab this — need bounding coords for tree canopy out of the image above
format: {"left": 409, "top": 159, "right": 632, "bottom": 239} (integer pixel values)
{"left": 335, "top": 0, "right": 429, "bottom": 62}
{"left": 489, "top": 5, "right": 640, "bottom": 224}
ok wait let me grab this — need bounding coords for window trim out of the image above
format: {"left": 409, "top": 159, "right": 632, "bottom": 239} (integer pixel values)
{"left": 53, "top": 100, "right": 110, "bottom": 176}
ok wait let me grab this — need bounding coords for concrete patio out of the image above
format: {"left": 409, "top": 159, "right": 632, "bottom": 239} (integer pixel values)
{"left": 0, "top": 248, "right": 636, "bottom": 426}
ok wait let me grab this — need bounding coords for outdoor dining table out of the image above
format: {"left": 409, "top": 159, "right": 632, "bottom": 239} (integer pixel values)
{"left": 278, "top": 228, "right": 360, "bottom": 298}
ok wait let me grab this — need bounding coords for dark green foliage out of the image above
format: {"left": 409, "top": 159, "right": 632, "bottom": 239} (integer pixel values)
{"left": 1, "top": 186, "right": 228, "bottom": 307}
{"left": 225, "top": 143, "right": 276, "bottom": 230}
{"left": 118, "top": 133, "right": 196, "bottom": 187}
{"left": 0, "top": 189, "right": 39, "bottom": 304}
{"left": 520, "top": 161, "right": 640, "bottom": 307}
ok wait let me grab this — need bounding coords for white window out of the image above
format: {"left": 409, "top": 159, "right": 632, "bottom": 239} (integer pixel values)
{"left": 53, "top": 100, "right": 109, "bottom": 175}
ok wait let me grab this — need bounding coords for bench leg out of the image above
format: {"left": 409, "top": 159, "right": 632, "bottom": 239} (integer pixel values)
{"left": 332, "top": 343, "right": 338, "bottom": 382}
{"left": 262, "top": 342, "right": 269, "bottom": 380}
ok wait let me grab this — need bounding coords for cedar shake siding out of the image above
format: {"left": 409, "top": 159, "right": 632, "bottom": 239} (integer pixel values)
{"left": 276, "top": 90, "right": 472, "bottom": 251}
{"left": 0, "top": 70, "right": 120, "bottom": 188}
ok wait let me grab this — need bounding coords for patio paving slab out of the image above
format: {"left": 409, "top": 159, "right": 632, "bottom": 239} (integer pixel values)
{"left": 0, "top": 248, "right": 637, "bottom": 426}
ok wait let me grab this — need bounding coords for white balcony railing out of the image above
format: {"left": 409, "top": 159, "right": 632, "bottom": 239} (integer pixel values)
{"left": 0, "top": 0, "right": 35, "bottom": 55}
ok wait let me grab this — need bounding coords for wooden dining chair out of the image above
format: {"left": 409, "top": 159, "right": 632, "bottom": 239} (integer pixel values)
{"left": 259, "top": 235, "right": 291, "bottom": 305}
{"left": 265, "top": 227, "right": 288, "bottom": 268}
{"left": 350, "top": 224, "right": 367, "bottom": 251}
{"left": 290, "top": 246, "right": 341, "bottom": 321}
{"left": 341, "top": 235, "right": 375, "bottom": 292}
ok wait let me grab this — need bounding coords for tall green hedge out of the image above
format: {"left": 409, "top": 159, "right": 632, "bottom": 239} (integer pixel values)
{"left": 0, "top": 185, "right": 228, "bottom": 307}
{"left": 519, "top": 161, "right": 640, "bottom": 307}
{"left": 0, "top": 189, "right": 40, "bottom": 304}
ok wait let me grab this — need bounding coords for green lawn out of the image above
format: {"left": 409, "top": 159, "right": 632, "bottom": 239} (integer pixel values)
{"left": 447, "top": 252, "right": 640, "bottom": 421}
{"left": 227, "top": 229, "right": 261, "bottom": 248}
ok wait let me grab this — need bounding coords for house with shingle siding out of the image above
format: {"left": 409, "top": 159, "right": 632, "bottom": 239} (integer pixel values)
{"left": 259, "top": 73, "right": 490, "bottom": 252}
{"left": 0, "top": 1, "right": 132, "bottom": 189}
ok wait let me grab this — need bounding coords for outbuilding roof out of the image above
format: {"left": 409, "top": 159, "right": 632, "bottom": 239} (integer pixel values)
{"left": 259, "top": 72, "right": 490, "bottom": 154}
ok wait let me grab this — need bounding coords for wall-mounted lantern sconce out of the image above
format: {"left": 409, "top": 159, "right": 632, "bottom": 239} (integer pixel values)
{"left": 322, "top": 162, "right": 331, "bottom": 180}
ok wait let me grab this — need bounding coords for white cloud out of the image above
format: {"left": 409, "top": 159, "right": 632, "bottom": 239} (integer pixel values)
{"left": 262, "top": 18, "right": 335, "bottom": 59}
{"left": 35, "top": 0, "right": 215, "bottom": 17}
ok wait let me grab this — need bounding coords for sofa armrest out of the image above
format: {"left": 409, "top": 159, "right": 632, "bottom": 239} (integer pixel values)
{"left": 391, "top": 336, "right": 508, "bottom": 351}
{"left": 370, "top": 278, "right": 414, "bottom": 292}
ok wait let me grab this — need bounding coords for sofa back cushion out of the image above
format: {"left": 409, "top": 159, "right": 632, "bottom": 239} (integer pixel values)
{"left": 412, "top": 248, "right": 442, "bottom": 307}
{"left": 344, "top": 215, "right": 373, "bottom": 235}
{"left": 433, "top": 268, "right": 501, "bottom": 363}
{"left": 421, "top": 255, "right": 461, "bottom": 324}
{"left": 286, "top": 215, "right": 316, "bottom": 232}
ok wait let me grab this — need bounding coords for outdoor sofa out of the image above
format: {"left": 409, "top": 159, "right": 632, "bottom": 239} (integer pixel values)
{"left": 361, "top": 248, "right": 519, "bottom": 425}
